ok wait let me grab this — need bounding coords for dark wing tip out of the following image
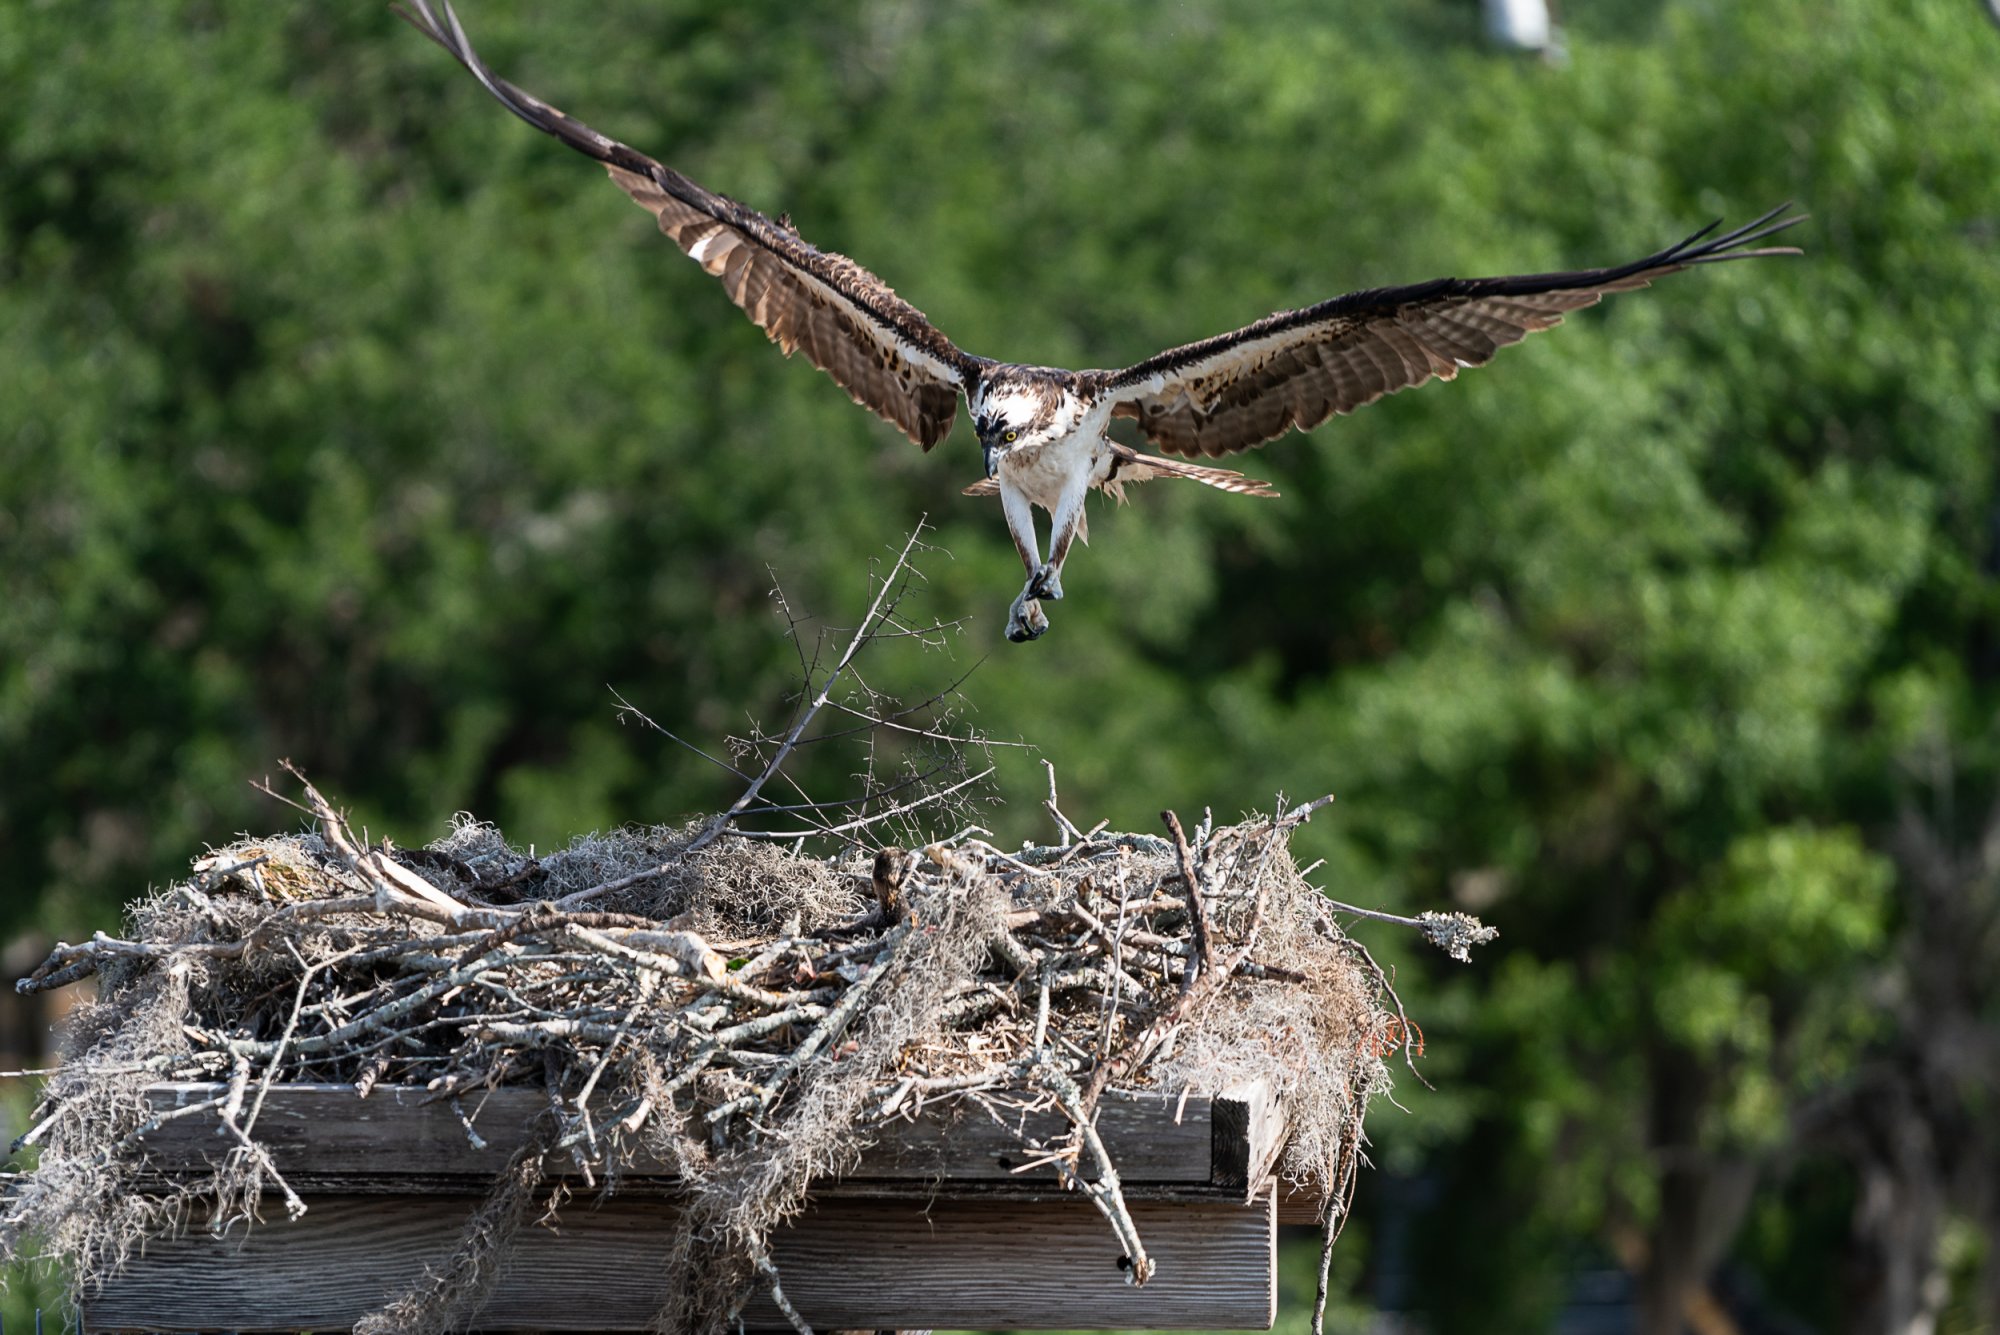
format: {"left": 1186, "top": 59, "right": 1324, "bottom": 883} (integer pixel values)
{"left": 1462, "top": 203, "right": 1805, "bottom": 301}
{"left": 1670, "top": 203, "right": 1808, "bottom": 265}
{"left": 394, "top": 0, "right": 583, "bottom": 145}
{"left": 391, "top": 2, "right": 468, "bottom": 66}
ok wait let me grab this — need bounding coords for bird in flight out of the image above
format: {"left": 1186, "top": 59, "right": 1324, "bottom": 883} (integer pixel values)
{"left": 400, "top": 2, "right": 1802, "bottom": 643}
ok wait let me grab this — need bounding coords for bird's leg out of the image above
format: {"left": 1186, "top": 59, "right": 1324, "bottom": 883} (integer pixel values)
{"left": 1001, "top": 485, "right": 1049, "bottom": 643}
{"left": 1002, "top": 485, "right": 1043, "bottom": 581}
{"left": 1027, "top": 475, "right": 1090, "bottom": 602}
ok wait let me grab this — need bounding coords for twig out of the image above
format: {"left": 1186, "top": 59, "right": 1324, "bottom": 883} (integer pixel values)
{"left": 450, "top": 1095, "right": 490, "bottom": 1151}
{"left": 16, "top": 932, "right": 251, "bottom": 995}
{"left": 611, "top": 686, "right": 754, "bottom": 783}
{"left": 1281, "top": 794, "right": 1337, "bottom": 827}
{"left": 548, "top": 858, "right": 685, "bottom": 911}
{"left": 748, "top": 1236, "right": 814, "bottom": 1335}
{"left": 1096, "top": 868, "right": 1131, "bottom": 1059}
{"left": 1032, "top": 961, "right": 1054, "bottom": 1054}
{"left": 1027, "top": 1055, "right": 1153, "bottom": 1284}
{"left": 1320, "top": 898, "right": 1497, "bottom": 962}
{"left": 571, "top": 970, "right": 657, "bottom": 1156}
{"left": 706, "top": 923, "right": 913, "bottom": 1123}
{"left": 689, "top": 525, "right": 931, "bottom": 853}
{"left": 1043, "top": 760, "right": 1084, "bottom": 844}
{"left": 1331, "top": 926, "right": 1434, "bottom": 1092}
{"left": 1163, "top": 810, "right": 1213, "bottom": 993}
{"left": 109, "top": 1094, "right": 229, "bottom": 1157}
{"left": 1313, "top": 1111, "right": 1367, "bottom": 1335}
{"left": 728, "top": 765, "right": 994, "bottom": 842}
{"left": 243, "top": 941, "right": 345, "bottom": 1140}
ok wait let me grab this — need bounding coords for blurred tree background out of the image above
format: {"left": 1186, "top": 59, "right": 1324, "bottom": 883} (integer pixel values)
{"left": 3, "top": 0, "right": 1998, "bottom": 1330}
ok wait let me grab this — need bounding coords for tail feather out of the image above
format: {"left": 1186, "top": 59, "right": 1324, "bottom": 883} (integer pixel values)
{"left": 961, "top": 448, "right": 1279, "bottom": 499}
{"left": 1109, "top": 445, "right": 1280, "bottom": 498}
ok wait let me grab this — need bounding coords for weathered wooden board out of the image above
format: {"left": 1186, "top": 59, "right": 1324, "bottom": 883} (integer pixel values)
{"left": 82, "top": 1189, "right": 1277, "bottom": 1332}
{"left": 132, "top": 1080, "right": 1281, "bottom": 1192}
{"left": 1276, "top": 1174, "right": 1331, "bottom": 1226}
{"left": 1208, "top": 1077, "right": 1282, "bottom": 1192}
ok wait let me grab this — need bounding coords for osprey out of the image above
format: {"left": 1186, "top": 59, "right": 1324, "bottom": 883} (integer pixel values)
{"left": 401, "top": 2, "right": 1802, "bottom": 643}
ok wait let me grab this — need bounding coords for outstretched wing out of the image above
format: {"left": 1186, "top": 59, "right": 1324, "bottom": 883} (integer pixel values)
{"left": 1095, "top": 208, "right": 1804, "bottom": 459}
{"left": 398, "top": 1, "right": 988, "bottom": 449}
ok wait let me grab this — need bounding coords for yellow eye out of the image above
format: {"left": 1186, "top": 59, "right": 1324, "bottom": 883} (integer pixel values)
{"left": 1004, "top": 430, "right": 1018, "bottom": 442}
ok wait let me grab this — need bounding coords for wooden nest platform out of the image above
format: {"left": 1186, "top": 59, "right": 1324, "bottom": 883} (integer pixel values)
{"left": 6, "top": 780, "right": 1404, "bottom": 1333}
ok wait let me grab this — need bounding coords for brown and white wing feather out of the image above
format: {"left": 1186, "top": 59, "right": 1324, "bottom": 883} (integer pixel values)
{"left": 1095, "top": 208, "right": 1803, "bottom": 459}
{"left": 399, "top": 0, "right": 988, "bottom": 449}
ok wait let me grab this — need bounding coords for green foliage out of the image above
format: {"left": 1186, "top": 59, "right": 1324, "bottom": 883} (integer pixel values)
{"left": 1650, "top": 825, "right": 1894, "bottom": 1145}
{"left": 4, "top": 0, "right": 1997, "bottom": 1326}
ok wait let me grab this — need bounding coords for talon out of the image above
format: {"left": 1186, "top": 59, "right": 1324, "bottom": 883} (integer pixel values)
{"left": 1027, "top": 563, "right": 1064, "bottom": 602}
{"left": 1006, "top": 598, "right": 1050, "bottom": 643}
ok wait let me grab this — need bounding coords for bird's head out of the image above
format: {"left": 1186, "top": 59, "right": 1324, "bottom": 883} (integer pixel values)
{"left": 971, "top": 376, "right": 1079, "bottom": 478}
{"left": 974, "top": 415, "right": 1028, "bottom": 480}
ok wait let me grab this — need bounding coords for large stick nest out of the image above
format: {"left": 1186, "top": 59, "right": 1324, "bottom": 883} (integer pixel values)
{"left": 6, "top": 783, "right": 1401, "bottom": 1333}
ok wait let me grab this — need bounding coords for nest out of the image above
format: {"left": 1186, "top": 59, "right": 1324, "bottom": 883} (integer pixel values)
{"left": 5, "top": 782, "right": 1400, "bottom": 1333}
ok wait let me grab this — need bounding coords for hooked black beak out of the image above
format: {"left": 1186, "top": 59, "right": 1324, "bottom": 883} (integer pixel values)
{"left": 983, "top": 440, "right": 999, "bottom": 480}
